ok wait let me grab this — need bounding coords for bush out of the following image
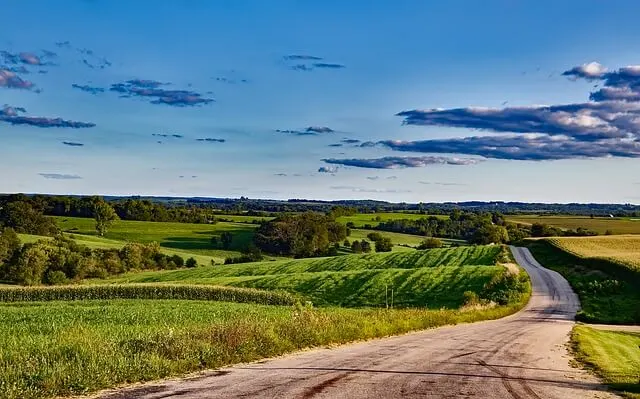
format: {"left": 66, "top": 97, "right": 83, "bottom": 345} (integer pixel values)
{"left": 481, "top": 271, "right": 529, "bottom": 305}
{"left": 366, "top": 232, "right": 383, "bottom": 242}
{"left": 46, "top": 270, "right": 69, "bottom": 285}
{"left": 185, "top": 257, "right": 198, "bottom": 268}
{"left": 170, "top": 254, "right": 185, "bottom": 267}
{"left": 417, "top": 237, "right": 443, "bottom": 249}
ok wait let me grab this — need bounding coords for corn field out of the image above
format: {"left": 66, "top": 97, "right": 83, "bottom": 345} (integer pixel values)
{"left": 0, "top": 284, "right": 297, "bottom": 306}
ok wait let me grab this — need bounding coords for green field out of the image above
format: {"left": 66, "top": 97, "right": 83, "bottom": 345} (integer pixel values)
{"left": 100, "top": 246, "right": 503, "bottom": 307}
{"left": 53, "top": 216, "right": 262, "bottom": 262}
{"left": 528, "top": 239, "right": 640, "bottom": 324}
{"left": 571, "top": 326, "right": 640, "bottom": 398}
{"left": 508, "top": 215, "right": 640, "bottom": 235}
{"left": 0, "top": 299, "right": 525, "bottom": 399}
{"left": 337, "top": 212, "right": 447, "bottom": 228}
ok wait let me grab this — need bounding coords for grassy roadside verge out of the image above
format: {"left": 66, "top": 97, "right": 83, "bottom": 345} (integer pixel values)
{"left": 527, "top": 240, "right": 640, "bottom": 324}
{"left": 571, "top": 325, "right": 640, "bottom": 398}
{"left": 0, "top": 295, "right": 528, "bottom": 399}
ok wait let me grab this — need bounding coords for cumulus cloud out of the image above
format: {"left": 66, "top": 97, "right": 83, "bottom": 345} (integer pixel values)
{"left": 0, "top": 69, "right": 35, "bottom": 90}
{"left": 110, "top": 79, "right": 213, "bottom": 107}
{"left": 284, "top": 55, "right": 323, "bottom": 61}
{"left": 381, "top": 134, "right": 640, "bottom": 160}
{"left": 313, "top": 63, "right": 346, "bottom": 69}
{"left": 323, "top": 156, "right": 480, "bottom": 169}
{"left": 388, "top": 61, "right": 640, "bottom": 161}
{"left": 62, "top": 141, "right": 84, "bottom": 147}
{"left": 72, "top": 84, "right": 105, "bottom": 95}
{"left": 277, "top": 126, "right": 334, "bottom": 136}
{"left": 196, "top": 138, "right": 225, "bottom": 143}
{"left": 562, "top": 62, "right": 608, "bottom": 80}
{"left": 318, "top": 166, "right": 339, "bottom": 173}
{"left": 39, "top": 173, "right": 82, "bottom": 180}
{"left": 0, "top": 105, "right": 95, "bottom": 129}
{"left": 283, "top": 55, "right": 345, "bottom": 71}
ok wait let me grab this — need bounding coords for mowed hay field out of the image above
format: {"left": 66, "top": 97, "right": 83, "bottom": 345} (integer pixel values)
{"left": 547, "top": 235, "right": 640, "bottom": 272}
{"left": 102, "top": 246, "right": 503, "bottom": 308}
{"left": 508, "top": 215, "right": 640, "bottom": 235}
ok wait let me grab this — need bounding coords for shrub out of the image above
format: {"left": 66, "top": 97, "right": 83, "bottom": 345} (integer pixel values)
{"left": 366, "top": 232, "right": 383, "bottom": 242}
{"left": 46, "top": 270, "right": 69, "bottom": 285}
{"left": 418, "top": 237, "right": 443, "bottom": 249}
{"left": 462, "top": 291, "right": 480, "bottom": 306}
{"left": 185, "top": 257, "right": 198, "bottom": 268}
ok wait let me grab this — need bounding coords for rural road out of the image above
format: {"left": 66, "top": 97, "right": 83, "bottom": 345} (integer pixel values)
{"left": 98, "top": 246, "right": 618, "bottom": 399}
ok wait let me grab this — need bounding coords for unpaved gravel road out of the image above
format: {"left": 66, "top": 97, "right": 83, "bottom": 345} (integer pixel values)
{"left": 97, "top": 246, "right": 618, "bottom": 399}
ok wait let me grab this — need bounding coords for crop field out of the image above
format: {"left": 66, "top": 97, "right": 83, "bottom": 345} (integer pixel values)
{"left": 0, "top": 298, "right": 525, "bottom": 399}
{"left": 337, "top": 212, "right": 448, "bottom": 228}
{"left": 529, "top": 238, "right": 640, "bottom": 324}
{"left": 571, "top": 326, "right": 640, "bottom": 398}
{"left": 102, "top": 246, "right": 503, "bottom": 307}
{"left": 546, "top": 235, "right": 640, "bottom": 272}
{"left": 507, "top": 215, "right": 640, "bottom": 235}
{"left": 53, "top": 216, "right": 261, "bottom": 261}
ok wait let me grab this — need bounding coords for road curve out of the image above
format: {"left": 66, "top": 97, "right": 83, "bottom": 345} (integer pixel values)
{"left": 97, "top": 247, "right": 619, "bottom": 399}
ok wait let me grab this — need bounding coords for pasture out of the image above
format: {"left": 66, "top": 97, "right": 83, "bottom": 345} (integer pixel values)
{"left": 53, "top": 216, "right": 261, "bottom": 261}
{"left": 101, "top": 246, "right": 503, "bottom": 307}
{"left": 507, "top": 215, "right": 640, "bottom": 235}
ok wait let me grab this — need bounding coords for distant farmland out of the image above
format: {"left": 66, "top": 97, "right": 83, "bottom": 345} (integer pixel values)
{"left": 507, "top": 215, "right": 640, "bottom": 235}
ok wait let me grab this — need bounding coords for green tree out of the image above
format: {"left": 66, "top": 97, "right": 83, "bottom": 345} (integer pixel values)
{"left": 93, "top": 200, "right": 119, "bottom": 236}
{"left": 375, "top": 237, "right": 393, "bottom": 252}
{"left": 360, "top": 240, "right": 372, "bottom": 253}
{"left": 220, "top": 232, "right": 233, "bottom": 249}
{"left": 185, "top": 257, "right": 198, "bottom": 268}
{"left": 14, "top": 244, "right": 49, "bottom": 285}
{"left": 351, "top": 240, "right": 362, "bottom": 254}
{"left": 366, "top": 232, "right": 383, "bottom": 242}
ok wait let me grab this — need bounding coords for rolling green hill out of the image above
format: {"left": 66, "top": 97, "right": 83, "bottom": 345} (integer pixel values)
{"left": 102, "top": 246, "right": 504, "bottom": 307}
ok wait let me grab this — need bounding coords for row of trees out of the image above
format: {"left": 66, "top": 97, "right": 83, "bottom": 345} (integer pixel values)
{"left": 0, "top": 229, "right": 197, "bottom": 286}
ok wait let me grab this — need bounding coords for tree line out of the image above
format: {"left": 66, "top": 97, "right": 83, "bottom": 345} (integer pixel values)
{"left": 368, "top": 211, "right": 599, "bottom": 245}
{"left": 0, "top": 229, "right": 197, "bottom": 286}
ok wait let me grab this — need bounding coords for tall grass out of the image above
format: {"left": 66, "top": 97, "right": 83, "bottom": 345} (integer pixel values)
{"left": 0, "top": 284, "right": 296, "bottom": 305}
{"left": 0, "top": 298, "right": 526, "bottom": 399}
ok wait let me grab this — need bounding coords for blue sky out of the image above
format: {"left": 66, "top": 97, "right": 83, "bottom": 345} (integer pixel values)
{"left": 1, "top": 0, "right": 639, "bottom": 203}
